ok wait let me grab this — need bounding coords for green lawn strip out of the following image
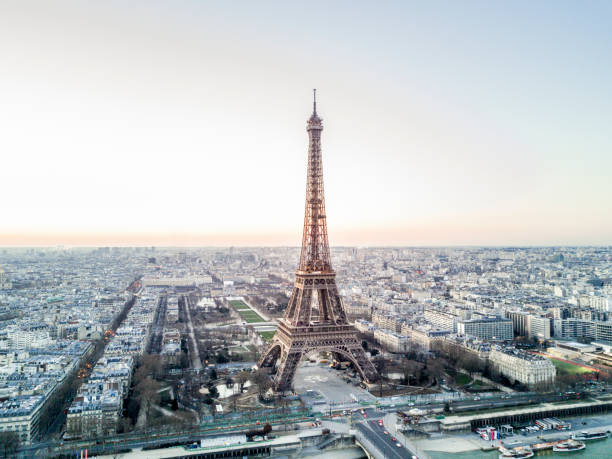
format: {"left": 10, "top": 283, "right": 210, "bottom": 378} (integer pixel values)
{"left": 258, "top": 331, "right": 276, "bottom": 342}
{"left": 456, "top": 373, "right": 472, "bottom": 385}
{"left": 238, "top": 310, "right": 260, "bottom": 318}
{"left": 550, "top": 358, "right": 593, "bottom": 375}
{"left": 229, "top": 300, "right": 250, "bottom": 310}
{"left": 242, "top": 316, "right": 263, "bottom": 323}
{"left": 238, "top": 309, "right": 265, "bottom": 323}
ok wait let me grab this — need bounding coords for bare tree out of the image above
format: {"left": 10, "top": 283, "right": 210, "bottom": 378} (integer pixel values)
{"left": 426, "top": 357, "right": 445, "bottom": 385}
{"left": 533, "top": 380, "right": 554, "bottom": 393}
{"left": 235, "top": 370, "right": 250, "bottom": 393}
{"left": 399, "top": 359, "right": 421, "bottom": 385}
{"left": 0, "top": 432, "right": 19, "bottom": 458}
{"left": 250, "top": 370, "right": 272, "bottom": 401}
{"left": 373, "top": 356, "right": 389, "bottom": 396}
{"left": 556, "top": 373, "right": 581, "bottom": 390}
{"left": 458, "top": 353, "right": 483, "bottom": 376}
{"left": 118, "top": 416, "right": 133, "bottom": 434}
{"left": 136, "top": 377, "right": 162, "bottom": 427}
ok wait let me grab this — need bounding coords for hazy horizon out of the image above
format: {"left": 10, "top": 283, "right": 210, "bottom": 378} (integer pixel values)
{"left": 0, "top": 233, "right": 609, "bottom": 249}
{"left": 2, "top": 1, "right": 612, "bottom": 247}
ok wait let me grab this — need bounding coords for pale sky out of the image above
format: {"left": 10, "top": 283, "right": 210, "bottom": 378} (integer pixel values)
{"left": 1, "top": 1, "right": 611, "bottom": 246}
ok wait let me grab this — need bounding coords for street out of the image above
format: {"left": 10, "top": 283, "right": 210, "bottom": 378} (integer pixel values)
{"left": 356, "top": 420, "right": 412, "bottom": 459}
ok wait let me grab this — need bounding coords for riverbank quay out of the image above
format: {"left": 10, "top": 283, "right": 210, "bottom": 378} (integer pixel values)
{"left": 439, "top": 398, "right": 612, "bottom": 431}
{"left": 416, "top": 409, "right": 612, "bottom": 455}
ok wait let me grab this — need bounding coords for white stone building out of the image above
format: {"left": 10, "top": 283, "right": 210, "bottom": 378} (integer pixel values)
{"left": 373, "top": 329, "right": 410, "bottom": 353}
{"left": 489, "top": 347, "right": 556, "bottom": 387}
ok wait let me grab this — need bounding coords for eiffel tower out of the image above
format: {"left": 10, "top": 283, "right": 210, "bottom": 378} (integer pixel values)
{"left": 258, "top": 91, "right": 379, "bottom": 391}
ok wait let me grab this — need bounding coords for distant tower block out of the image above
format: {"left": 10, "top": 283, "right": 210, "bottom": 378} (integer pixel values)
{"left": 258, "top": 91, "right": 379, "bottom": 391}
{"left": 0, "top": 266, "right": 11, "bottom": 290}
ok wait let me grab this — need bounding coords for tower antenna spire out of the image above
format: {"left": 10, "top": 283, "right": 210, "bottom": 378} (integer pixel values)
{"left": 313, "top": 88, "right": 317, "bottom": 114}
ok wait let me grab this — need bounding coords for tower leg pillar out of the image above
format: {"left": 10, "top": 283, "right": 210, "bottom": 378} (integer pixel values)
{"left": 344, "top": 345, "right": 379, "bottom": 383}
{"left": 274, "top": 350, "right": 303, "bottom": 392}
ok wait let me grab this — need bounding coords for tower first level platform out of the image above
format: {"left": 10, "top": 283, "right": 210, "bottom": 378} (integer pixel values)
{"left": 260, "top": 317, "right": 379, "bottom": 392}
{"left": 259, "top": 271, "right": 379, "bottom": 391}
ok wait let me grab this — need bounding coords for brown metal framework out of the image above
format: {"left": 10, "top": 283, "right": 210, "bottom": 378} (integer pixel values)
{"left": 258, "top": 91, "right": 379, "bottom": 391}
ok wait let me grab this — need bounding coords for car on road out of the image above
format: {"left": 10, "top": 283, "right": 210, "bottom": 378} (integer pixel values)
{"left": 384, "top": 430, "right": 388, "bottom": 435}
{"left": 392, "top": 436, "right": 396, "bottom": 441}
{"left": 396, "top": 442, "right": 401, "bottom": 447}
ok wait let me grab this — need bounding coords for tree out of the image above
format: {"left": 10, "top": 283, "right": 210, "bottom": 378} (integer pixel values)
{"left": 178, "top": 351, "right": 189, "bottom": 369}
{"left": 557, "top": 373, "right": 582, "bottom": 390}
{"left": 235, "top": 370, "right": 250, "bottom": 392}
{"left": 458, "top": 353, "right": 482, "bottom": 376}
{"left": 0, "top": 432, "right": 19, "bottom": 458}
{"left": 136, "top": 377, "right": 162, "bottom": 427}
{"left": 251, "top": 370, "right": 272, "bottom": 401}
{"left": 139, "top": 354, "right": 163, "bottom": 379}
{"left": 126, "top": 397, "right": 141, "bottom": 424}
{"left": 426, "top": 357, "right": 445, "bottom": 384}
{"left": 373, "top": 356, "right": 388, "bottom": 396}
{"left": 533, "top": 380, "right": 553, "bottom": 393}
{"left": 118, "top": 417, "right": 133, "bottom": 434}
{"left": 400, "top": 360, "right": 420, "bottom": 386}
{"left": 598, "top": 371, "right": 612, "bottom": 384}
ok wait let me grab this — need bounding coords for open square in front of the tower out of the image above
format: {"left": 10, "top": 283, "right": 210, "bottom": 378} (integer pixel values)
{"left": 294, "top": 361, "right": 376, "bottom": 409}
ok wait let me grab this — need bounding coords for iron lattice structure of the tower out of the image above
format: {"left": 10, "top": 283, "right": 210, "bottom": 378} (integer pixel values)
{"left": 258, "top": 91, "right": 379, "bottom": 391}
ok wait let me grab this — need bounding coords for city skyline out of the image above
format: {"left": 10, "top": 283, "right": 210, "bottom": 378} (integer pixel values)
{"left": 2, "top": 1, "right": 612, "bottom": 247}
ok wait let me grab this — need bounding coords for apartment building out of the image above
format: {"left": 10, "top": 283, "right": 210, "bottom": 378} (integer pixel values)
{"left": 457, "top": 317, "right": 513, "bottom": 341}
{"left": 489, "top": 347, "right": 556, "bottom": 387}
{"left": 373, "top": 328, "right": 410, "bottom": 353}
